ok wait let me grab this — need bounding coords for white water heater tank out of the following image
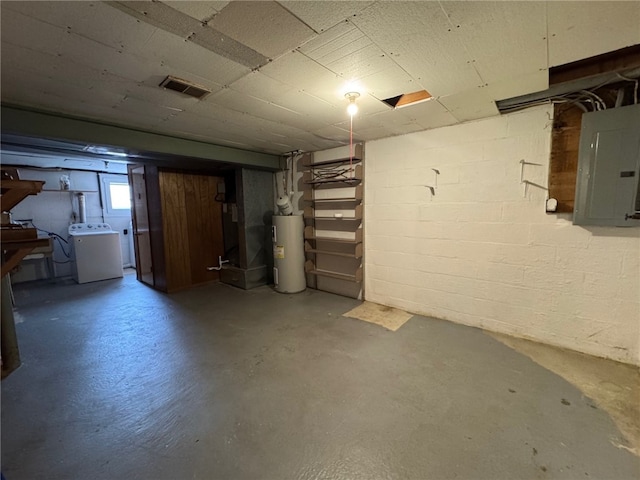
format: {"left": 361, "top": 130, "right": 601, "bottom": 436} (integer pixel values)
{"left": 272, "top": 214, "right": 305, "bottom": 293}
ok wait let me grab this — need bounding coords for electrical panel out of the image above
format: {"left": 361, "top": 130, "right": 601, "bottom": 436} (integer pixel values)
{"left": 573, "top": 103, "right": 640, "bottom": 227}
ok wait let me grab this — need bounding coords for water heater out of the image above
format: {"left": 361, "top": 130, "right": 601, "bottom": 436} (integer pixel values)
{"left": 272, "top": 214, "right": 305, "bottom": 293}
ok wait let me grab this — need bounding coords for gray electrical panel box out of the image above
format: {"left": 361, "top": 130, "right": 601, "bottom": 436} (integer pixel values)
{"left": 573, "top": 103, "right": 640, "bottom": 227}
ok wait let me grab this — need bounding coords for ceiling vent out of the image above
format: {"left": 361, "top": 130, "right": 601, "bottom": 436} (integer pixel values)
{"left": 159, "top": 76, "right": 211, "bottom": 99}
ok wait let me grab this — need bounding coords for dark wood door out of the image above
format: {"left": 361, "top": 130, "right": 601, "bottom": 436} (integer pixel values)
{"left": 159, "top": 171, "right": 225, "bottom": 292}
{"left": 184, "top": 173, "right": 225, "bottom": 285}
{"left": 128, "top": 166, "right": 154, "bottom": 286}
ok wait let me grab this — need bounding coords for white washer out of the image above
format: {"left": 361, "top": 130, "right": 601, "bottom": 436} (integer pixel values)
{"left": 68, "top": 223, "right": 123, "bottom": 284}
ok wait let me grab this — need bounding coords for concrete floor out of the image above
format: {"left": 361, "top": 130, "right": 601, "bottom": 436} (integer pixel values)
{"left": 2, "top": 273, "right": 639, "bottom": 479}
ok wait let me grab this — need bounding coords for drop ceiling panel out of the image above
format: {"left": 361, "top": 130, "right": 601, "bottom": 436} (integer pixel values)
{"left": 310, "top": 124, "right": 351, "bottom": 142}
{"left": 273, "top": 90, "right": 341, "bottom": 126}
{"left": 137, "top": 28, "right": 249, "bottom": 86}
{"left": 324, "top": 43, "right": 391, "bottom": 80}
{"left": 163, "top": 1, "right": 229, "bottom": 22}
{"left": 278, "top": 1, "right": 375, "bottom": 33}
{"left": 299, "top": 21, "right": 371, "bottom": 65}
{"left": 547, "top": 1, "right": 640, "bottom": 67}
{"left": 484, "top": 70, "right": 549, "bottom": 102}
{"left": 1, "top": 13, "right": 157, "bottom": 88}
{"left": 127, "top": 83, "right": 213, "bottom": 111}
{"left": 2, "top": 67, "right": 126, "bottom": 109}
{"left": 259, "top": 50, "right": 339, "bottom": 90}
{"left": 396, "top": 99, "right": 459, "bottom": 131}
{"left": 113, "top": 96, "right": 182, "bottom": 121}
{"left": 2, "top": 1, "right": 158, "bottom": 52}
{"left": 357, "top": 111, "right": 425, "bottom": 137}
{"left": 228, "top": 71, "right": 294, "bottom": 103}
{"left": 438, "top": 88, "right": 500, "bottom": 122}
{"left": 356, "top": 64, "right": 421, "bottom": 101}
{"left": 207, "top": 1, "right": 315, "bottom": 59}
{"left": 351, "top": 2, "right": 484, "bottom": 96}
{"left": 440, "top": 1, "right": 547, "bottom": 84}
{"left": 210, "top": 88, "right": 314, "bottom": 129}
{"left": 1, "top": 8, "right": 69, "bottom": 57}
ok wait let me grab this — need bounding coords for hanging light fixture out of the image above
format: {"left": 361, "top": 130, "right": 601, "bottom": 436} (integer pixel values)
{"left": 345, "top": 91, "right": 360, "bottom": 116}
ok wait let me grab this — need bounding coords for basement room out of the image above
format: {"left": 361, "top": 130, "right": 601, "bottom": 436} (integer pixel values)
{"left": 1, "top": 1, "right": 639, "bottom": 479}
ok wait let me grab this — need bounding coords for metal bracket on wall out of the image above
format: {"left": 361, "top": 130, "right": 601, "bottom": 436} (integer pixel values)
{"left": 423, "top": 168, "right": 440, "bottom": 197}
{"left": 519, "top": 159, "right": 546, "bottom": 197}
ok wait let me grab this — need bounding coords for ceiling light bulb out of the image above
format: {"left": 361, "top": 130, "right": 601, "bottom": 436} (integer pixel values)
{"left": 345, "top": 91, "right": 360, "bottom": 117}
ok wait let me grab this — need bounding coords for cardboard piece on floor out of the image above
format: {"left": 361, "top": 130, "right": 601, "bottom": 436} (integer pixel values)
{"left": 343, "top": 301, "right": 413, "bottom": 332}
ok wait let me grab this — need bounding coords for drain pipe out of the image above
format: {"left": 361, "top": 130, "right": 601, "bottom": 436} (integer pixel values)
{"left": 207, "top": 256, "right": 230, "bottom": 271}
{"left": 77, "top": 193, "right": 87, "bottom": 223}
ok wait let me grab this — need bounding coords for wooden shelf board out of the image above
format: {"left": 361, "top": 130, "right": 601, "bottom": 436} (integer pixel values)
{"left": 2, "top": 237, "right": 50, "bottom": 250}
{"left": 307, "top": 197, "right": 360, "bottom": 203}
{"left": 304, "top": 177, "right": 361, "bottom": 185}
{"left": 305, "top": 248, "right": 362, "bottom": 259}
{"left": 306, "top": 268, "right": 361, "bottom": 283}
{"left": 305, "top": 235, "right": 361, "bottom": 244}
{"left": 1, "top": 180, "right": 45, "bottom": 191}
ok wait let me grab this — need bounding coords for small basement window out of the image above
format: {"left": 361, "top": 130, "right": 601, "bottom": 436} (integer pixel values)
{"left": 100, "top": 173, "right": 131, "bottom": 216}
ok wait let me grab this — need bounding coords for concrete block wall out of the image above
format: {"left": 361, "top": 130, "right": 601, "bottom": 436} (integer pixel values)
{"left": 365, "top": 104, "right": 640, "bottom": 366}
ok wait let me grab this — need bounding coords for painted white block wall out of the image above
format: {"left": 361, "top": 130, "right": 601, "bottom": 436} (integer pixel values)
{"left": 365, "top": 104, "right": 640, "bottom": 366}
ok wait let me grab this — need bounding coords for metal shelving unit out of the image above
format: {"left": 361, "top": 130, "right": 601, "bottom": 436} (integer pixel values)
{"left": 302, "top": 145, "right": 364, "bottom": 296}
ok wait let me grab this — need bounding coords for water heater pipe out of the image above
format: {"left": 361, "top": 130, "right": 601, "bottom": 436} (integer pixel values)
{"left": 206, "top": 256, "right": 230, "bottom": 271}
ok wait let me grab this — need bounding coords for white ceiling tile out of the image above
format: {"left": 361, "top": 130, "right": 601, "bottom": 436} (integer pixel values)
{"left": 439, "top": 1, "right": 547, "bottom": 84}
{"left": 394, "top": 99, "right": 459, "bottom": 131}
{"left": 259, "top": 50, "right": 339, "bottom": 90}
{"left": 163, "top": 1, "right": 229, "bottom": 22}
{"left": 356, "top": 63, "right": 421, "bottom": 101}
{"left": 207, "top": 1, "right": 315, "bottom": 59}
{"left": 325, "top": 43, "right": 389, "bottom": 79}
{"left": 127, "top": 83, "right": 215, "bottom": 111}
{"left": 1, "top": 7, "right": 69, "bottom": 57}
{"left": 2, "top": 67, "right": 126, "bottom": 108}
{"left": 228, "top": 71, "right": 294, "bottom": 102}
{"left": 353, "top": 110, "right": 424, "bottom": 138}
{"left": 438, "top": 89, "right": 500, "bottom": 123}
{"left": 310, "top": 124, "right": 352, "bottom": 142}
{"left": 278, "top": 1, "right": 375, "bottom": 33}
{"left": 3, "top": 1, "right": 158, "bottom": 53}
{"left": 547, "top": 1, "right": 640, "bottom": 67}
{"left": 210, "top": 88, "right": 314, "bottom": 128}
{"left": 113, "top": 96, "right": 181, "bottom": 121}
{"left": 351, "top": 2, "right": 484, "bottom": 96}
{"left": 137, "top": 28, "right": 249, "bottom": 86}
{"left": 484, "top": 70, "right": 549, "bottom": 102}
{"left": 298, "top": 21, "right": 364, "bottom": 61}
{"left": 273, "top": 90, "right": 341, "bottom": 126}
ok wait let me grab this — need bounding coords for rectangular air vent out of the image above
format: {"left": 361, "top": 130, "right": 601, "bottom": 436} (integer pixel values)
{"left": 159, "top": 76, "right": 211, "bottom": 99}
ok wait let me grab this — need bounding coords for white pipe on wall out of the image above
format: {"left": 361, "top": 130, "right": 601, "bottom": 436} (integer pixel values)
{"left": 77, "top": 193, "right": 86, "bottom": 223}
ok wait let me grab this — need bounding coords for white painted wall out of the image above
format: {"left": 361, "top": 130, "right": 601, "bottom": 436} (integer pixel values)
{"left": 364, "top": 104, "right": 640, "bottom": 366}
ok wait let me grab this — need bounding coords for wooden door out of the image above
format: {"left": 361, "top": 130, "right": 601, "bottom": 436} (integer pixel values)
{"left": 159, "top": 171, "right": 225, "bottom": 292}
{"left": 184, "top": 174, "right": 225, "bottom": 285}
{"left": 128, "top": 166, "right": 154, "bottom": 286}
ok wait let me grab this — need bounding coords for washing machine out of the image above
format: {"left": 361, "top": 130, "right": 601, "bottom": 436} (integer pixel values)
{"left": 68, "top": 223, "right": 123, "bottom": 284}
